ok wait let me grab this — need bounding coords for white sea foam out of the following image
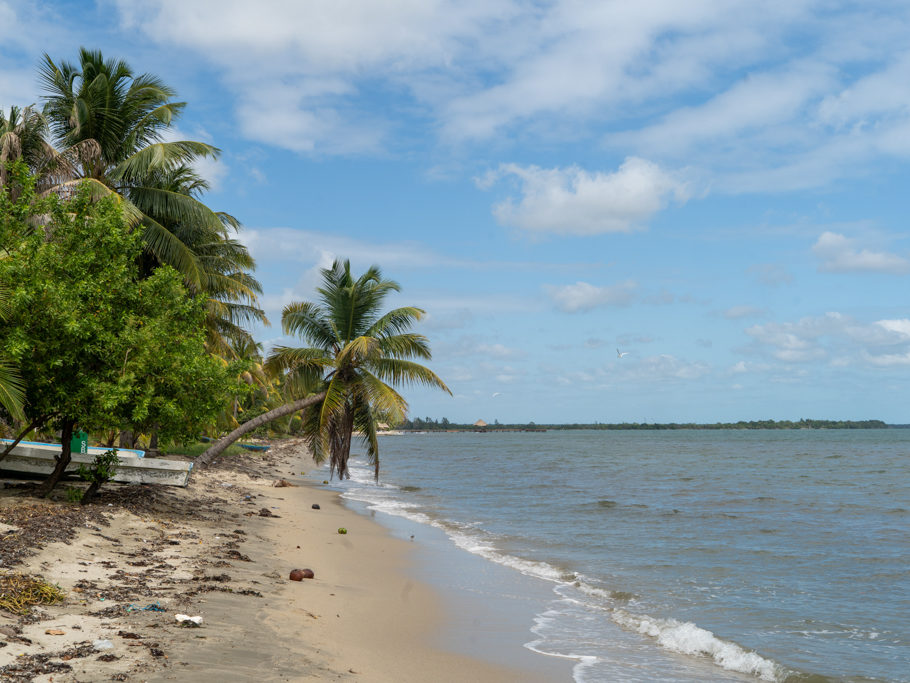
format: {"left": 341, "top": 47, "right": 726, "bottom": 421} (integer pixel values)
{"left": 336, "top": 460, "right": 791, "bottom": 683}
{"left": 612, "top": 609, "right": 784, "bottom": 681}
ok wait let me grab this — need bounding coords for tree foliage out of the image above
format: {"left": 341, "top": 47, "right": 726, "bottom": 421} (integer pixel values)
{"left": 0, "top": 166, "right": 240, "bottom": 493}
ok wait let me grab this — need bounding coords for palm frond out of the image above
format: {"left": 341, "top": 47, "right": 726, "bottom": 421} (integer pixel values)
{"left": 365, "top": 306, "right": 425, "bottom": 338}
{"left": 376, "top": 332, "right": 432, "bottom": 360}
{"left": 282, "top": 301, "right": 337, "bottom": 348}
{"left": 0, "top": 359, "right": 25, "bottom": 422}
{"left": 264, "top": 346, "right": 332, "bottom": 377}
{"left": 112, "top": 141, "right": 219, "bottom": 184}
{"left": 369, "top": 358, "right": 452, "bottom": 394}
{"left": 139, "top": 214, "right": 202, "bottom": 287}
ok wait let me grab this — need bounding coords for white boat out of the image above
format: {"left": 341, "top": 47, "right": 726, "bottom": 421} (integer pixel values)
{"left": 0, "top": 439, "right": 193, "bottom": 487}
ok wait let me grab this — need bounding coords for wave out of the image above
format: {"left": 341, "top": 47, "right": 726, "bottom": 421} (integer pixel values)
{"left": 337, "top": 459, "right": 792, "bottom": 682}
{"left": 612, "top": 610, "right": 784, "bottom": 681}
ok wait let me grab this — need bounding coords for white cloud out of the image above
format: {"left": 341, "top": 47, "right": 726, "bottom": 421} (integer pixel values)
{"left": 545, "top": 280, "right": 638, "bottom": 313}
{"left": 113, "top": 0, "right": 509, "bottom": 154}
{"left": 484, "top": 158, "right": 691, "bottom": 235}
{"left": 730, "top": 361, "right": 749, "bottom": 374}
{"left": 105, "top": 0, "right": 910, "bottom": 194}
{"left": 746, "top": 313, "right": 910, "bottom": 365}
{"left": 875, "top": 319, "right": 910, "bottom": 339}
{"left": 240, "top": 227, "right": 446, "bottom": 271}
{"left": 614, "top": 62, "right": 835, "bottom": 157}
{"left": 160, "top": 126, "right": 229, "bottom": 191}
{"left": 812, "top": 232, "right": 910, "bottom": 274}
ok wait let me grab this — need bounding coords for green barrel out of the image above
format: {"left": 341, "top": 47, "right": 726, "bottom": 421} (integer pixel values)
{"left": 70, "top": 430, "right": 88, "bottom": 454}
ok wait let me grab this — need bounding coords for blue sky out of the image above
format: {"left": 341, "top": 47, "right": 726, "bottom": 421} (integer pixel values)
{"left": 4, "top": 1, "right": 910, "bottom": 423}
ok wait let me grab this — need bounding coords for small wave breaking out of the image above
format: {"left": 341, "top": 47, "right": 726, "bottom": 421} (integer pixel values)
{"left": 337, "top": 459, "right": 791, "bottom": 683}
{"left": 612, "top": 609, "right": 784, "bottom": 681}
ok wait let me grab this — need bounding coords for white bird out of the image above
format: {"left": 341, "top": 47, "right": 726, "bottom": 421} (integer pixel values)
{"left": 491, "top": 392, "right": 502, "bottom": 398}
{"left": 616, "top": 349, "right": 629, "bottom": 358}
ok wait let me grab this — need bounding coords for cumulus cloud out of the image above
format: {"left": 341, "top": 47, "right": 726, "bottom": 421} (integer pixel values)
{"left": 103, "top": 0, "right": 910, "bottom": 192}
{"left": 483, "top": 158, "right": 691, "bottom": 235}
{"left": 812, "top": 232, "right": 910, "bottom": 274}
{"left": 746, "top": 312, "right": 910, "bottom": 365}
{"left": 545, "top": 280, "right": 638, "bottom": 313}
{"left": 113, "top": 0, "right": 507, "bottom": 154}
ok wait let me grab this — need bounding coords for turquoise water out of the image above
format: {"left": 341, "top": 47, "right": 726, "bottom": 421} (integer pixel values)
{"left": 336, "top": 430, "right": 909, "bottom": 682}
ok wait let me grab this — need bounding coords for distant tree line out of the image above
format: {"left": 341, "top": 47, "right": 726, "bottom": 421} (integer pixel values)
{"left": 397, "top": 418, "right": 890, "bottom": 431}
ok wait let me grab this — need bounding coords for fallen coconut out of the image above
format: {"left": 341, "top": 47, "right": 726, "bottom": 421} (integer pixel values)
{"left": 337, "top": 527, "right": 347, "bottom": 535}
{"left": 289, "top": 568, "right": 315, "bottom": 581}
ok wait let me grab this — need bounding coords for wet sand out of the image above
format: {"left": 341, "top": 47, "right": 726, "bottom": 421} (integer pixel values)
{"left": 0, "top": 440, "right": 567, "bottom": 681}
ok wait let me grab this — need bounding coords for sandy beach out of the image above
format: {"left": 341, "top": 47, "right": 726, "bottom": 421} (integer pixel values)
{"left": 0, "top": 439, "right": 565, "bottom": 682}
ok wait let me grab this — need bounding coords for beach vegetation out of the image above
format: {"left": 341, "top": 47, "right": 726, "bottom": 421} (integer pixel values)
{"left": 396, "top": 417, "right": 891, "bottom": 431}
{"left": 0, "top": 172, "right": 240, "bottom": 494}
{"left": 1, "top": 49, "right": 266, "bottom": 362}
{"left": 195, "top": 260, "right": 451, "bottom": 479}
{"left": 77, "top": 449, "right": 120, "bottom": 505}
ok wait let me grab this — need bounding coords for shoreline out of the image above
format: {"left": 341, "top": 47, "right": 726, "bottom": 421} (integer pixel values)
{"left": 0, "top": 439, "right": 569, "bottom": 681}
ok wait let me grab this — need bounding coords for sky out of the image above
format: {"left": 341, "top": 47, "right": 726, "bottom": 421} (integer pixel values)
{"left": 4, "top": 1, "right": 910, "bottom": 423}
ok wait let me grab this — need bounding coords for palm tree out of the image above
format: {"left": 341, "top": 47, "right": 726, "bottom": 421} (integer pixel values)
{"left": 38, "top": 48, "right": 230, "bottom": 287}
{"left": 0, "top": 288, "right": 24, "bottom": 421}
{"left": 194, "top": 260, "right": 451, "bottom": 478}
{"left": 139, "top": 164, "right": 267, "bottom": 354}
{"left": 0, "top": 106, "right": 47, "bottom": 189}
{"left": 268, "top": 260, "right": 450, "bottom": 478}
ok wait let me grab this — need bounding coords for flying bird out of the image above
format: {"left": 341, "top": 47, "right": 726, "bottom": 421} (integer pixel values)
{"left": 616, "top": 349, "right": 629, "bottom": 358}
{"left": 491, "top": 392, "right": 503, "bottom": 398}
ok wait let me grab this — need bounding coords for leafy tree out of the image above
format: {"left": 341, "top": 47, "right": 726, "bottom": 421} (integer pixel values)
{"left": 194, "top": 260, "right": 451, "bottom": 478}
{"left": 0, "top": 171, "right": 238, "bottom": 495}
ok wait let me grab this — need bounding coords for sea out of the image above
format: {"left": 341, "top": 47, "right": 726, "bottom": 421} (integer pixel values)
{"left": 326, "top": 429, "right": 909, "bottom": 682}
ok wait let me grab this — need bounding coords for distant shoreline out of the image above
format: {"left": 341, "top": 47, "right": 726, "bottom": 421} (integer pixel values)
{"left": 393, "top": 419, "right": 899, "bottom": 432}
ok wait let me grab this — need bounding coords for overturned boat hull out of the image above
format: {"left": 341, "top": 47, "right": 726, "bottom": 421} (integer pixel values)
{"left": 0, "top": 440, "right": 193, "bottom": 487}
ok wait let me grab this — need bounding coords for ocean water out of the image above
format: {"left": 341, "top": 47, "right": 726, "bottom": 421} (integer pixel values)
{"left": 331, "top": 430, "right": 909, "bottom": 682}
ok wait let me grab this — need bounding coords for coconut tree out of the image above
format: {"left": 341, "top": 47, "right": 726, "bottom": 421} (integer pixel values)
{"left": 194, "top": 260, "right": 451, "bottom": 478}
{"left": 139, "top": 163, "right": 267, "bottom": 355}
{"left": 37, "top": 48, "right": 229, "bottom": 287}
{"left": 0, "top": 288, "right": 25, "bottom": 422}
{"left": 0, "top": 106, "right": 48, "bottom": 189}
{"left": 268, "top": 260, "right": 450, "bottom": 479}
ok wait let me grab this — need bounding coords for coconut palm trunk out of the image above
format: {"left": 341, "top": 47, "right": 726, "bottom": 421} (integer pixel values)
{"left": 193, "top": 392, "right": 325, "bottom": 470}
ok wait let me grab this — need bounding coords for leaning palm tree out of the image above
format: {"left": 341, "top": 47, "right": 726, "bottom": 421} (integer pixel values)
{"left": 38, "top": 48, "right": 230, "bottom": 287}
{"left": 268, "top": 260, "right": 451, "bottom": 479}
{"left": 194, "top": 260, "right": 451, "bottom": 478}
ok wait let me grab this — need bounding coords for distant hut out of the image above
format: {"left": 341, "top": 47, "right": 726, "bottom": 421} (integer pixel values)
{"left": 473, "top": 419, "right": 488, "bottom": 427}
{"left": 377, "top": 422, "right": 390, "bottom": 431}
